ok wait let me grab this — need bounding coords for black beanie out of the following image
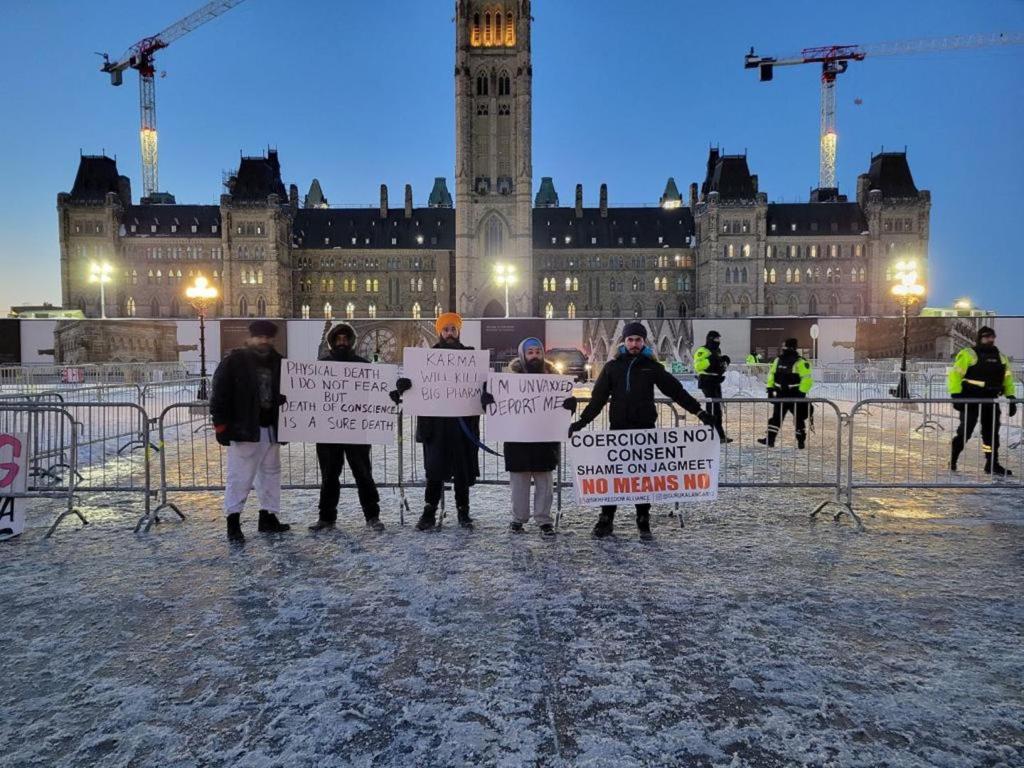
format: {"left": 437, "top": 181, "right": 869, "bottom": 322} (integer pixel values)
{"left": 621, "top": 322, "right": 648, "bottom": 340}
{"left": 706, "top": 330, "right": 721, "bottom": 344}
{"left": 248, "top": 320, "right": 278, "bottom": 338}
{"left": 977, "top": 326, "right": 996, "bottom": 343}
{"left": 783, "top": 337, "right": 798, "bottom": 350}
{"left": 328, "top": 323, "right": 356, "bottom": 346}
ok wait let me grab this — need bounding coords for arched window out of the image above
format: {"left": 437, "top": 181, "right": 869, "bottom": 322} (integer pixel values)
{"left": 808, "top": 295, "right": 818, "bottom": 315}
{"left": 739, "top": 294, "right": 750, "bottom": 316}
{"left": 323, "top": 301, "right": 333, "bottom": 318}
{"left": 785, "top": 268, "right": 792, "bottom": 284}
{"left": 572, "top": 277, "right": 579, "bottom": 292}
{"left": 170, "top": 297, "right": 180, "bottom": 318}
{"left": 794, "top": 269, "right": 801, "bottom": 284}
{"left": 495, "top": 13, "right": 503, "bottom": 46}
{"left": 412, "top": 302, "right": 421, "bottom": 319}
{"left": 484, "top": 217, "right": 503, "bottom": 258}
{"left": 828, "top": 293, "right": 839, "bottom": 315}
{"left": 368, "top": 303, "right": 377, "bottom": 319}
{"left": 471, "top": 13, "right": 481, "bottom": 46}
{"left": 631, "top": 277, "right": 639, "bottom": 291}
{"left": 417, "top": 277, "right": 423, "bottom": 292}
{"left": 725, "top": 270, "right": 732, "bottom": 284}
{"left": 678, "top": 302, "right": 687, "bottom": 317}
{"left": 257, "top": 296, "right": 267, "bottom": 316}
{"left": 542, "top": 277, "right": 549, "bottom": 292}
{"left": 544, "top": 302, "right": 554, "bottom": 319}
{"left": 633, "top": 302, "right": 642, "bottom": 319}
{"left": 787, "top": 295, "right": 799, "bottom": 315}
{"left": 476, "top": 73, "right": 488, "bottom": 96}
{"left": 656, "top": 302, "right": 665, "bottom": 318}
{"left": 765, "top": 295, "right": 775, "bottom": 315}
{"left": 434, "top": 302, "right": 443, "bottom": 318}
{"left": 301, "top": 304, "right": 310, "bottom": 319}
{"left": 742, "top": 243, "right": 751, "bottom": 258}
{"left": 346, "top": 302, "right": 355, "bottom": 319}
{"left": 769, "top": 267, "right": 777, "bottom": 284}
{"left": 611, "top": 303, "right": 621, "bottom": 318}
{"left": 505, "top": 12, "right": 515, "bottom": 45}
{"left": 564, "top": 277, "right": 571, "bottom": 292}
{"left": 483, "top": 12, "right": 492, "bottom": 45}
{"left": 432, "top": 277, "right": 438, "bottom": 292}
{"left": 727, "top": 244, "right": 735, "bottom": 258}
{"left": 741, "top": 267, "right": 748, "bottom": 283}
{"left": 853, "top": 294, "right": 865, "bottom": 316}
{"left": 859, "top": 267, "right": 867, "bottom": 283}
{"left": 567, "top": 302, "right": 576, "bottom": 319}
{"left": 328, "top": 278, "right": 335, "bottom": 292}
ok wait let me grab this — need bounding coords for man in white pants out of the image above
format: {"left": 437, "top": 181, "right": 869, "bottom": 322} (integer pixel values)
{"left": 210, "top": 320, "right": 291, "bottom": 542}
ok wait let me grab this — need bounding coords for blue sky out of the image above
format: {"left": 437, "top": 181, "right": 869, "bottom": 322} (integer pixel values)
{"left": 0, "top": 0, "right": 1022, "bottom": 313}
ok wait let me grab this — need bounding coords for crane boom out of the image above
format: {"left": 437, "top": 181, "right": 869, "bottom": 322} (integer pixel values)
{"left": 745, "top": 32, "right": 1024, "bottom": 191}
{"left": 99, "top": 0, "right": 247, "bottom": 199}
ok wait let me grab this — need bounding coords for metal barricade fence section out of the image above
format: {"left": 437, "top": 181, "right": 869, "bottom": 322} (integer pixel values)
{"left": 846, "top": 398, "right": 1023, "bottom": 506}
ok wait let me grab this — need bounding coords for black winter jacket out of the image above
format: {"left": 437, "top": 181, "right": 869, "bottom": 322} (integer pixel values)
{"left": 577, "top": 350, "right": 702, "bottom": 430}
{"left": 415, "top": 341, "right": 481, "bottom": 484}
{"left": 210, "top": 347, "right": 284, "bottom": 443}
{"left": 501, "top": 358, "right": 561, "bottom": 473}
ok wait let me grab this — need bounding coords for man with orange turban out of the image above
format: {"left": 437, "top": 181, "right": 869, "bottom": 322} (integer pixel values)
{"left": 392, "top": 311, "right": 481, "bottom": 531}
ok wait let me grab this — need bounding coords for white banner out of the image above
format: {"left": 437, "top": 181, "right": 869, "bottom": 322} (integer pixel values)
{"left": 568, "top": 426, "right": 719, "bottom": 506}
{"left": 485, "top": 372, "right": 574, "bottom": 442}
{"left": 0, "top": 432, "right": 28, "bottom": 540}
{"left": 278, "top": 360, "right": 399, "bottom": 444}
{"left": 401, "top": 347, "right": 490, "bottom": 417}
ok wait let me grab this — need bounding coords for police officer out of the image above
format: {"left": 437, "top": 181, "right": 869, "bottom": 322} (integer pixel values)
{"left": 948, "top": 326, "right": 1018, "bottom": 476}
{"left": 757, "top": 338, "right": 813, "bottom": 449}
{"left": 745, "top": 350, "right": 760, "bottom": 365}
{"left": 693, "top": 330, "right": 733, "bottom": 443}
{"left": 569, "top": 322, "right": 714, "bottom": 539}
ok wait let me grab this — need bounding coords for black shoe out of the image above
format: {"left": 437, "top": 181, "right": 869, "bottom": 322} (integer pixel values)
{"left": 756, "top": 437, "right": 774, "bottom": 447}
{"left": 636, "top": 513, "right": 652, "bottom": 539}
{"left": 797, "top": 440, "right": 806, "bottom": 450}
{"left": 948, "top": 460, "right": 958, "bottom": 472}
{"left": 592, "top": 512, "right": 614, "bottom": 538}
{"left": 416, "top": 505, "right": 437, "bottom": 532}
{"left": 509, "top": 521, "right": 525, "bottom": 534}
{"left": 721, "top": 436, "right": 734, "bottom": 444}
{"left": 258, "top": 509, "right": 291, "bottom": 533}
{"left": 308, "top": 514, "right": 336, "bottom": 531}
{"left": 539, "top": 523, "right": 555, "bottom": 537}
{"left": 985, "top": 463, "right": 1013, "bottom": 477}
{"left": 457, "top": 506, "right": 474, "bottom": 530}
{"left": 365, "top": 516, "right": 385, "bottom": 532}
{"left": 226, "top": 512, "right": 245, "bottom": 543}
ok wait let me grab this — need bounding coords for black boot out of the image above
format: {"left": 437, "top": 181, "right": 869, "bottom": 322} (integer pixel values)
{"left": 309, "top": 510, "right": 337, "bottom": 531}
{"left": 985, "top": 456, "right": 1013, "bottom": 477}
{"left": 949, "top": 447, "right": 960, "bottom": 472}
{"left": 258, "top": 509, "right": 291, "bottom": 533}
{"left": 416, "top": 505, "right": 437, "bottom": 531}
{"left": 636, "top": 511, "right": 652, "bottom": 540}
{"left": 509, "top": 521, "right": 525, "bottom": 533}
{"left": 365, "top": 515, "right": 385, "bottom": 532}
{"left": 456, "top": 506, "right": 474, "bottom": 530}
{"left": 226, "top": 512, "right": 245, "bottom": 543}
{"left": 592, "top": 510, "right": 614, "bottom": 538}
{"left": 757, "top": 435, "right": 776, "bottom": 447}
{"left": 797, "top": 435, "right": 806, "bottom": 450}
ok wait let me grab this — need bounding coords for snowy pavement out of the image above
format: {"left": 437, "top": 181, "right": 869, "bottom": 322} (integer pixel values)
{"left": 2, "top": 484, "right": 1023, "bottom": 767}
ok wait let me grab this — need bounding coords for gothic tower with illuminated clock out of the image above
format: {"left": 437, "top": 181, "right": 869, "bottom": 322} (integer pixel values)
{"left": 454, "top": 1, "right": 533, "bottom": 317}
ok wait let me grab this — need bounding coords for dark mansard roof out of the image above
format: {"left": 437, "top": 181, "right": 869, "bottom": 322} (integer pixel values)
{"left": 292, "top": 207, "right": 456, "bottom": 249}
{"left": 766, "top": 203, "right": 868, "bottom": 236}
{"left": 228, "top": 150, "right": 287, "bottom": 202}
{"left": 68, "top": 155, "right": 129, "bottom": 203}
{"left": 865, "top": 152, "right": 919, "bottom": 198}
{"left": 532, "top": 207, "right": 695, "bottom": 249}
{"left": 122, "top": 205, "right": 222, "bottom": 237}
{"left": 701, "top": 149, "right": 757, "bottom": 200}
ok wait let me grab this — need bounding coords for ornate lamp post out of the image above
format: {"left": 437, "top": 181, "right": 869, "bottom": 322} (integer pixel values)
{"left": 493, "top": 262, "right": 517, "bottom": 318}
{"left": 890, "top": 259, "right": 926, "bottom": 399}
{"left": 88, "top": 261, "right": 113, "bottom": 319}
{"left": 185, "top": 275, "right": 218, "bottom": 400}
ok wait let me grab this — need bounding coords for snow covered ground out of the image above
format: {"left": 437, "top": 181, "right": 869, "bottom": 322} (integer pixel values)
{"left": 3, "top": 483, "right": 1023, "bottom": 767}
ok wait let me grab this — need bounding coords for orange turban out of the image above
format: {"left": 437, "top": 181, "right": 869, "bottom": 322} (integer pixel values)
{"left": 435, "top": 312, "right": 463, "bottom": 335}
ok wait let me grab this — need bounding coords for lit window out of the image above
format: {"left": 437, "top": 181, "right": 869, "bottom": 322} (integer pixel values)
{"left": 567, "top": 302, "right": 576, "bottom": 319}
{"left": 324, "top": 302, "right": 333, "bottom": 318}
{"left": 412, "top": 302, "right": 421, "bottom": 319}
{"left": 544, "top": 302, "right": 554, "bottom": 319}
{"left": 346, "top": 302, "right": 355, "bottom": 319}
{"left": 368, "top": 303, "right": 377, "bottom": 319}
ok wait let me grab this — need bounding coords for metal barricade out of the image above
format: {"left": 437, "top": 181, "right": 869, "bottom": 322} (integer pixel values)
{"left": 0, "top": 404, "right": 83, "bottom": 537}
{"left": 846, "top": 398, "right": 1023, "bottom": 512}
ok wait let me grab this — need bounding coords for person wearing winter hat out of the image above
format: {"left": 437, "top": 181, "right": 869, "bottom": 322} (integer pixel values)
{"left": 480, "top": 338, "right": 577, "bottom": 536}
{"left": 210, "top": 319, "right": 291, "bottom": 543}
{"left": 309, "top": 323, "right": 385, "bottom": 532}
{"left": 391, "top": 311, "right": 482, "bottom": 530}
{"left": 569, "top": 321, "right": 715, "bottom": 539}
{"left": 757, "top": 337, "right": 814, "bottom": 449}
{"left": 692, "top": 330, "right": 732, "bottom": 443}
{"left": 947, "top": 325, "right": 1018, "bottom": 476}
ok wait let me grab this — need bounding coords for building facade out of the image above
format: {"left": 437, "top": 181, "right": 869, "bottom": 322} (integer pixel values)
{"left": 57, "top": 1, "right": 930, "bottom": 322}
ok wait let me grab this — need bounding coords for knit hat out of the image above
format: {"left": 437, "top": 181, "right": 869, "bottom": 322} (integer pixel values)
{"left": 783, "top": 337, "right": 798, "bottom": 350}
{"left": 706, "top": 330, "right": 721, "bottom": 344}
{"left": 327, "top": 323, "right": 356, "bottom": 347}
{"left": 621, "top": 322, "right": 648, "bottom": 341}
{"left": 517, "top": 337, "right": 544, "bottom": 370}
{"left": 435, "top": 312, "right": 462, "bottom": 335}
{"left": 977, "top": 325, "right": 996, "bottom": 342}
{"left": 248, "top": 319, "right": 278, "bottom": 338}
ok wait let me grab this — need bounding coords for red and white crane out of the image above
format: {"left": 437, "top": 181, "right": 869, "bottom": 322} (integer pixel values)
{"left": 745, "top": 32, "right": 1024, "bottom": 192}
{"left": 100, "top": 0, "right": 247, "bottom": 199}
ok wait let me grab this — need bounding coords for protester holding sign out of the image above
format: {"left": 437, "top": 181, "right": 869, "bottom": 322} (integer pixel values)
{"left": 481, "top": 338, "right": 577, "bottom": 536}
{"left": 392, "top": 312, "right": 482, "bottom": 531}
{"left": 210, "top": 320, "right": 292, "bottom": 543}
{"left": 308, "top": 323, "right": 385, "bottom": 532}
{"left": 570, "top": 322, "right": 714, "bottom": 538}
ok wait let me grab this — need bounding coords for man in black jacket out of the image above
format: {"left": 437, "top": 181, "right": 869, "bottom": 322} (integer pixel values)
{"left": 392, "top": 312, "right": 481, "bottom": 531}
{"left": 310, "top": 323, "right": 385, "bottom": 532}
{"left": 570, "top": 322, "right": 714, "bottom": 538}
{"left": 210, "top": 320, "right": 291, "bottom": 542}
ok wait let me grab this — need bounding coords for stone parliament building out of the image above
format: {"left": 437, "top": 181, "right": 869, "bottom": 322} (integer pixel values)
{"left": 58, "top": 1, "right": 930, "bottom": 322}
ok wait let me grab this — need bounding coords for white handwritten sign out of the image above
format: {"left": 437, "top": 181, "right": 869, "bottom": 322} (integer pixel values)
{"left": 485, "top": 372, "right": 574, "bottom": 442}
{"left": 401, "top": 348, "right": 490, "bottom": 417}
{"left": 568, "top": 426, "right": 719, "bottom": 506}
{"left": 278, "top": 360, "right": 399, "bottom": 444}
{"left": 0, "top": 432, "right": 28, "bottom": 540}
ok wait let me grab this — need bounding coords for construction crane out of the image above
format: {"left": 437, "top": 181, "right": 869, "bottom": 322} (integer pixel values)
{"left": 745, "top": 32, "right": 1024, "bottom": 191}
{"left": 100, "top": 0, "right": 247, "bottom": 200}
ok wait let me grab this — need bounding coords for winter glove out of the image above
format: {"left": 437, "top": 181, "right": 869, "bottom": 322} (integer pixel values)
{"left": 951, "top": 392, "right": 964, "bottom": 413}
{"left": 721, "top": 355, "right": 731, "bottom": 367}
{"left": 276, "top": 394, "right": 288, "bottom": 406}
{"left": 568, "top": 420, "right": 584, "bottom": 436}
{"left": 696, "top": 410, "right": 715, "bottom": 427}
{"left": 766, "top": 388, "right": 777, "bottom": 399}
{"left": 389, "top": 390, "right": 403, "bottom": 406}
{"left": 395, "top": 377, "right": 412, "bottom": 393}
{"left": 562, "top": 396, "right": 578, "bottom": 412}
{"left": 480, "top": 384, "right": 495, "bottom": 407}
{"left": 213, "top": 423, "right": 230, "bottom": 447}
{"left": 1009, "top": 399, "right": 1018, "bottom": 418}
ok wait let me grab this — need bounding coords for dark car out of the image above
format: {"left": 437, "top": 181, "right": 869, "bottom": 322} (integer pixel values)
{"left": 545, "top": 348, "right": 589, "bottom": 382}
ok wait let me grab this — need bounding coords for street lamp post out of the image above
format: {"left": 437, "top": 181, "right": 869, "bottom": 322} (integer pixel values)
{"left": 890, "top": 260, "right": 926, "bottom": 399}
{"left": 88, "top": 261, "right": 113, "bottom": 319}
{"left": 185, "top": 275, "right": 218, "bottom": 400}
{"left": 493, "top": 262, "right": 517, "bottom": 318}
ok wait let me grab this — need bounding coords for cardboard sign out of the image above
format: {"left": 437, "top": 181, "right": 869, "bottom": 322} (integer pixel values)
{"left": 485, "top": 372, "right": 574, "bottom": 442}
{"left": 400, "top": 348, "right": 490, "bottom": 417}
{"left": 278, "top": 360, "right": 399, "bottom": 445}
{"left": 568, "top": 426, "right": 719, "bottom": 506}
{"left": 0, "top": 432, "right": 28, "bottom": 540}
